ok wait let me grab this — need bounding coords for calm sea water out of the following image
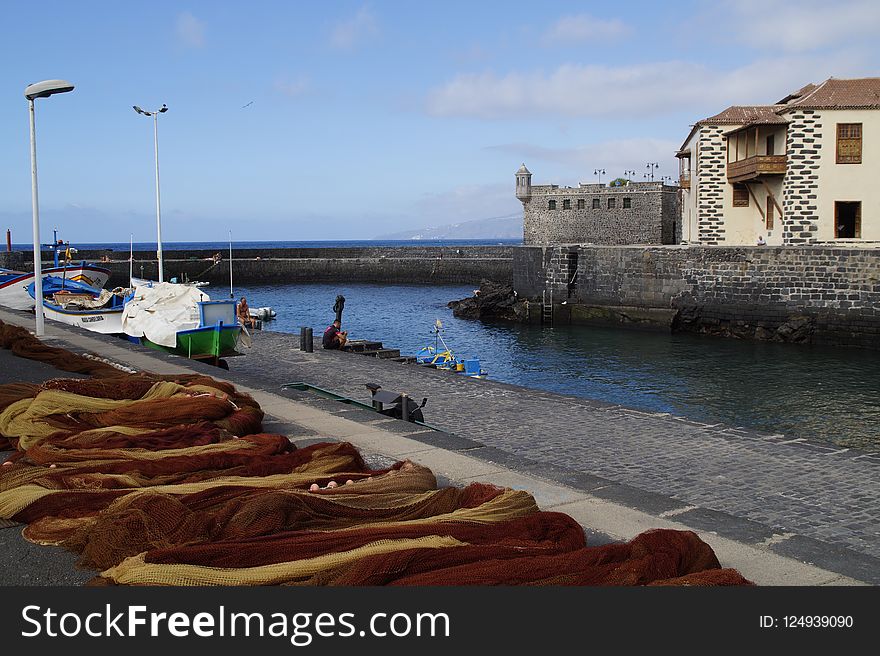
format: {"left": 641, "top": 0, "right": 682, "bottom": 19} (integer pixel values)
{"left": 14, "top": 239, "right": 521, "bottom": 252}
{"left": 231, "top": 282, "right": 880, "bottom": 450}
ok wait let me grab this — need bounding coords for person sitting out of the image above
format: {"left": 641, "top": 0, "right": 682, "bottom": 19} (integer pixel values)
{"left": 237, "top": 296, "right": 255, "bottom": 328}
{"left": 756, "top": 235, "right": 766, "bottom": 246}
{"left": 322, "top": 319, "right": 348, "bottom": 350}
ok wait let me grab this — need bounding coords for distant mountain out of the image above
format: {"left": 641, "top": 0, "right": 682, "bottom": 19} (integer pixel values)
{"left": 375, "top": 215, "right": 522, "bottom": 240}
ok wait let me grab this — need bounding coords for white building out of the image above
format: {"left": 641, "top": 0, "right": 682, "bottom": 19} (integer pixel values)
{"left": 677, "top": 77, "right": 880, "bottom": 246}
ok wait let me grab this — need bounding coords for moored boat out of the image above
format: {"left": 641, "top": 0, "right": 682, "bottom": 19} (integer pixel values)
{"left": 415, "top": 320, "right": 487, "bottom": 378}
{"left": 0, "top": 263, "right": 111, "bottom": 310}
{"left": 26, "top": 277, "right": 127, "bottom": 334}
{"left": 122, "top": 281, "right": 242, "bottom": 365}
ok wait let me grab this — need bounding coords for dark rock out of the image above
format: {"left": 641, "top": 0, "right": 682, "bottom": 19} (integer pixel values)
{"left": 448, "top": 279, "right": 528, "bottom": 322}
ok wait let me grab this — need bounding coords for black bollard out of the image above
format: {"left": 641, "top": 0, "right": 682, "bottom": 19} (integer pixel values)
{"left": 300, "top": 326, "right": 307, "bottom": 351}
{"left": 305, "top": 327, "right": 314, "bottom": 352}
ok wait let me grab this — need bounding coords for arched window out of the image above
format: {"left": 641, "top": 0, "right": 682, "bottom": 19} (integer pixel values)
{"left": 608, "top": 197, "right": 616, "bottom": 209}
{"left": 548, "top": 200, "right": 557, "bottom": 210}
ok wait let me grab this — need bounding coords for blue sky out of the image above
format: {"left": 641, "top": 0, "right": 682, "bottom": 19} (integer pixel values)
{"left": 1, "top": 0, "right": 878, "bottom": 243}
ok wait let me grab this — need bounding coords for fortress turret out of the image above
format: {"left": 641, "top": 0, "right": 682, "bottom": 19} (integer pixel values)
{"left": 515, "top": 163, "right": 532, "bottom": 202}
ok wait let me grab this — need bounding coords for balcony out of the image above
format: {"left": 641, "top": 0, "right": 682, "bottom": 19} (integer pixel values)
{"left": 679, "top": 173, "right": 691, "bottom": 189}
{"left": 727, "top": 155, "right": 787, "bottom": 183}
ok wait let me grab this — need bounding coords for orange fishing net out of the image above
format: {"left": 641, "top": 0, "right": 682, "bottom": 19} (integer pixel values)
{"left": 0, "top": 319, "right": 754, "bottom": 587}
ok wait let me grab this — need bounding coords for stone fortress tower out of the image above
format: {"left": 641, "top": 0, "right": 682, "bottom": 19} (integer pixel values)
{"left": 515, "top": 164, "right": 680, "bottom": 246}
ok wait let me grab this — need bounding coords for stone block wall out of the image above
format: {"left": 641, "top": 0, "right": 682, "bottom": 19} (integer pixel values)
{"left": 522, "top": 182, "right": 679, "bottom": 246}
{"left": 513, "top": 244, "right": 880, "bottom": 347}
{"left": 783, "top": 109, "right": 822, "bottom": 244}
{"left": 696, "top": 126, "right": 727, "bottom": 244}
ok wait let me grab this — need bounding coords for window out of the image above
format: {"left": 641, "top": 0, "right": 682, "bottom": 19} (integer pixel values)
{"left": 765, "top": 195, "right": 774, "bottom": 230}
{"left": 592, "top": 198, "right": 600, "bottom": 209}
{"left": 623, "top": 197, "right": 631, "bottom": 209}
{"left": 835, "top": 201, "right": 862, "bottom": 238}
{"left": 548, "top": 200, "right": 557, "bottom": 210}
{"left": 837, "top": 123, "right": 862, "bottom": 163}
{"left": 563, "top": 199, "right": 571, "bottom": 210}
{"left": 733, "top": 184, "right": 749, "bottom": 207}
{"left": 577, "top": 199, "right": 585, "bottom": 210}
{"left": 766, "top": 134, "right": 775, "bottom": 156}
{"left": 607, "top": 198, "right": 616, "bottom": 209}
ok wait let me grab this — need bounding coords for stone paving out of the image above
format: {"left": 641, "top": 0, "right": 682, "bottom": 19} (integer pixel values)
{"left": 226, "top": 329, "right": 880, "bottom": 579}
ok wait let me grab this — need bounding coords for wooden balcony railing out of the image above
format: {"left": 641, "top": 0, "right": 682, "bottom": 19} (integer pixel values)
{"left": 727, "top": 155, "right": 787, "bottom": 182}
{"left": 679, "top": 173, "right": 691, "bottom": 189}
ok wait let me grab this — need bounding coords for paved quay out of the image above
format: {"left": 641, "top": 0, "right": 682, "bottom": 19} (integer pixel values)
{"left": 0, "top": 306, "right": 876, "bottom": 586}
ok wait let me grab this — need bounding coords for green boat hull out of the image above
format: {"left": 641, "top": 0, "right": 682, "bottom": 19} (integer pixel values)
{"left": 142, "top": 324, "right": 241, "bottom": 363}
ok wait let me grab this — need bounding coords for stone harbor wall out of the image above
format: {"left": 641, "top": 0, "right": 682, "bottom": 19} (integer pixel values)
{"left": 513, "top": 244, "right": 880, "bottom": 348}
{"left": 8, "top": 246, "right": 514, "bottom": 287}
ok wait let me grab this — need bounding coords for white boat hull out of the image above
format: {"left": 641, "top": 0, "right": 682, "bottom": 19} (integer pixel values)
{"left": 0, "top": 265, "right": 111, "bottom": 311}
{"left": 41, "top": 303, "right": 124, "bottom": 335}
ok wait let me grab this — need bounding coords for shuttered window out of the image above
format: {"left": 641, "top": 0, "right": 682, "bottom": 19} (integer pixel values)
{"left": 733, "top": 184, "right": 749, "bottom": 207}
{"left": 577, "top": 199, "right": 585, "bottom": 209}
{"left": 563, "top": 199, "right": 571, "bottom": 210}
{"left": 837, "top": 123, "right": 862, "bottom": 164}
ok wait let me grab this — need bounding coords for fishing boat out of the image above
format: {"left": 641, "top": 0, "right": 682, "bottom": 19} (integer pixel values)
{"left": 0, "top": 232, "right": 110, "bottom": 310}
{"left": 121, "top": 280, "right": 242, "bottom": 366}
{"left": 415, "top": 320, "right": 487, "bottom": 378}
{"left": 26, "top": 276, "right": 127, "bottom": 335}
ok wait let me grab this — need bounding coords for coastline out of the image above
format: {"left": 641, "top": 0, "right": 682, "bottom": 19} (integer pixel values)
{"left": 1, "top": 305, "right": 875, "bottom": 586}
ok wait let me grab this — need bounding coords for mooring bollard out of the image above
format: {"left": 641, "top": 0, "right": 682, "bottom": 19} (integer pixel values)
{"left": 305, "top": 327, "right": 313, "bottom": 352}
{"left": 299, "top": 326, "right": 307, "bottom": 351}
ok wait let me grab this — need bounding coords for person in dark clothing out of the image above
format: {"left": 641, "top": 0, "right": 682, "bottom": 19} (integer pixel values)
{"left": 322, "top": 319, "right": 348, "bottom": 349}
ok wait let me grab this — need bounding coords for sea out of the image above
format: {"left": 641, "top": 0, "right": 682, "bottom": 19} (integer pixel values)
{"left": 12, "top": 239, "right": 522, "bottom": 252}
{"left": 17, "top": 239, "right": 879, "bottom": 449}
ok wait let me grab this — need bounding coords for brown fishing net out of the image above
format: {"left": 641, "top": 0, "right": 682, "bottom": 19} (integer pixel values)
{"left": 0, "top": 319, "right": 754, "bottom": 587}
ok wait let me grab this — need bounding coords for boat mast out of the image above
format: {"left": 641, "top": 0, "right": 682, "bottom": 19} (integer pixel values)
{"left": 228, "top": 230, "right": 233, "bottom": 298}
{"left": 129, "top": 234, "right": 133, "bottom": 288}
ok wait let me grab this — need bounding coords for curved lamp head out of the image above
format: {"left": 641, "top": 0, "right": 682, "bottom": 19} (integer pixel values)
{"left": 25, "top": 79, "right": 74, "bottom": 101}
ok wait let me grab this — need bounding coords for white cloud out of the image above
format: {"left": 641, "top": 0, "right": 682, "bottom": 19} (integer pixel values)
{"left": 274, "top": 74, "right": 311, "bottom": 98}
{"left": 425, "top": 53, "right": 866, "bottom": 119}
{"left": 487, "top": 139, "right": 680, "bottom": 183}
{"left": 175, "top": 12, "right": 206, "bottom": 48}
{"left": 541, "top": 14, "right": 631, "bottom": 45}
{"left": 330, "top": 6, "right": 378, "bottom": 50}
{"left": 718, "top": 0, "right": 880, "bottom": 52}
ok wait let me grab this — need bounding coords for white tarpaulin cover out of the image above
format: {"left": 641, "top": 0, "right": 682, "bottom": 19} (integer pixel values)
{"left": 121, "top": 282, "right": 209, "bottom": 348}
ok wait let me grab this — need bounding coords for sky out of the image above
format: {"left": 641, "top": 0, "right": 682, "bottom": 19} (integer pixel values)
{"left": 1, "top": 0, "right": 878, "bottom": 244}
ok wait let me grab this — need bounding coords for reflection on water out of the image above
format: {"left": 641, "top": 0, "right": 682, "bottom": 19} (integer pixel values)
{"left": 234, "top": 282, "right": 880, "bottom": 449}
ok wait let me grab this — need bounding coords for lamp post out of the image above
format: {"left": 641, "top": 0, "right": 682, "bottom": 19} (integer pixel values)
{"left": 660, "top": 175, "right": 673, "bottom": 185}
{"left": 645, "top": 162, "right": 659, "bottom": 182}
{"left": 593, "top": 168, "right": 605, "bottom": 184}
{"left": 133, "top": 103, "right": 168, "bottom": 282}
{"left": 25, "top": 79, "right": 75, "bottom": 337}
{"left": 624, "top": 169, "right": 637, "bottom": 183}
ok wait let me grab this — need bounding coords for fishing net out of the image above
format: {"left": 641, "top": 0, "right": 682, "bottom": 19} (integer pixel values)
{"left": 0, "top": 319, "right": 753, "bottom": 587}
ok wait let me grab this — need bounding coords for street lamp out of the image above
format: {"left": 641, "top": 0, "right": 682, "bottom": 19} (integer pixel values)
{"left": 25, "top": 79, "right": 75, "bottom": 337}
{"left": 133, "top": 103, "right": 168, "bottom": 282}
{"left": 594, "top": 168, "right": 606, "bottom": 184}
{"left": 660, "top": 175, "right": 673, "bottom": 185}
{"left": 645, "top": 162, "right": 659, "bottom": 182}
{"left": 624, "top": 169, "right": 637, "bottom": 183}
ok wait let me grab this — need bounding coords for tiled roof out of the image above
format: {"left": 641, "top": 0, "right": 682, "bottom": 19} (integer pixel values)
{"left": 697, "top": 105, "right": 787, "bottom": 125}
{"left": 776, "top": 83, "right": 817, "bottom": 105}
{"left": 781, "top": 77, "right": 880, "bottom": 110}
